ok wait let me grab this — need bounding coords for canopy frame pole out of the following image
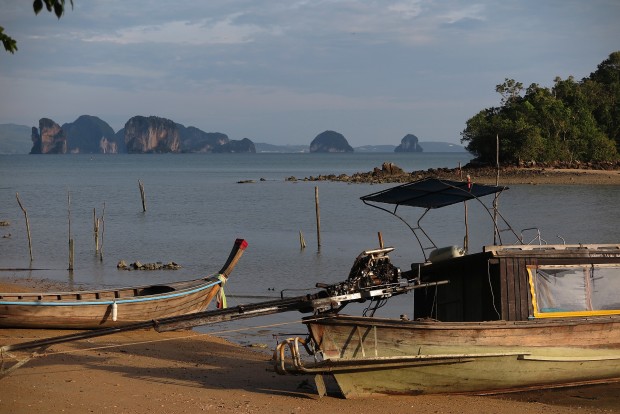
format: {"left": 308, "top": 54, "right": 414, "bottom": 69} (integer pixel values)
{"left": 361, "top": 179, "right": 524, "bottom": 260}
{"left": 363, "top": 200, "right": 436, "bottom": 261}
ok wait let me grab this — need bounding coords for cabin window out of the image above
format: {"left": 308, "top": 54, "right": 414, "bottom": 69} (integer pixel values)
{"left": 528, "top": 264, "right": 620, "bottom": 318}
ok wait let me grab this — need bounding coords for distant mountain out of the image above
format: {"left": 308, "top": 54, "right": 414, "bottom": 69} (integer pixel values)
{"left": 419, "top": 141, "right": 467, "bottom": 152}
{"left": 355, "top": 145, "right": 396, "bottom": 152}
{"left": 31, "top": 118, "right": 67, "bottom": 154}
{"left": 1, "top": 119, "right": 469, "bottom": 154}
{"left": 62, "top": 115, "right": 119, "bottom": 154}
{"left": 26, "top": 115, "right": 256, "bottom": 154}
{"left": 395, "top": 134, "right": 423, "bottom": 152}
{"left": 255, "top": 143, "right": 308, "bottom": 153}
{"left": 310, "top": 130, "right": 354, "bottom": 153}
{"left": 0, "top": 124, "right": 32, "bottom": 154}
{"left": 124, "top": 116, "right": 180, "bottom": 153}
{"left": 178, "top": 126, "right": 228, "bottom": 153}
{"left": 212, "top": 137, "right": 256, "bottom": 153}
{"left": 255, "top": 142, "right": 466, "bottom": 153}
{"left": 356, "top": 142, "right": 466, "bottom": 153}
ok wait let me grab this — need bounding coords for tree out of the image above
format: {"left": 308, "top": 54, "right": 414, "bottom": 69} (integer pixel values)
{"left": 588, "top": 52, "right": 620, "bottom": 150}
{"left": 461, "top": 53, "right": 620, "bottom": 165}
{"left": 495, "top": 78, "right": 524, "bottom": 106}
{"left": 1, "top": 0, "right": 72, "bottom": 54}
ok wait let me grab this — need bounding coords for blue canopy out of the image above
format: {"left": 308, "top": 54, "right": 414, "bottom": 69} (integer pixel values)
{"left": 361, "top": 178, "right": 507, "bottom": 209}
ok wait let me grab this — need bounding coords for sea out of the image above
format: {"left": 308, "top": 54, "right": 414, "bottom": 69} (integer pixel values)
{"left": 1, "top": 153, "right": 619, "bottom": 347}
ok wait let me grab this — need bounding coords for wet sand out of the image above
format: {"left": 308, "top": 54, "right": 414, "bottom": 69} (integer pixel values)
{"left": 2, "top": 326, "right": 620, "bottom": 414}
{"left": 455, "top": 167, "right": 620, "bottom": 186}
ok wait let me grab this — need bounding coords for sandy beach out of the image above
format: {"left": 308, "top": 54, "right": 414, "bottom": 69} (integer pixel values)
{"left": 2, "top": 324, "right": 620, "bottom": 414}
{"left": 1, "top": 277, "right": 620, "bottom": 414}
{"left": 453, "top": 166, "right": 620, "bottom": 186}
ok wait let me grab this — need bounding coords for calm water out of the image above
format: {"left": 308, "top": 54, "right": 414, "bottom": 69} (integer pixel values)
{"left": 1, "top": 153, "right": 619, "bottom": 345}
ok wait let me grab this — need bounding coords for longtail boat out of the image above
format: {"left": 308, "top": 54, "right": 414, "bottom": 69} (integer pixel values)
{"left": 0, "top": 238, "right": 247, "bottom": 329}
{"left": 275, "top": 179, "right": 620, "bottom": 397}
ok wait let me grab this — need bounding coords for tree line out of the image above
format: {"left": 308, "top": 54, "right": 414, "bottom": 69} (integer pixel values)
{"left": 461, "top": 51, "right": 620, "bottom": 165}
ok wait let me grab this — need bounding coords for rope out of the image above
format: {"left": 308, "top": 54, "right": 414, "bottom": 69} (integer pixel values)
{"left": 216, "top": 274, "right": 227, "bottom": 309}
{"left": 488, "top": 259, "right": 501, "bottom": 319}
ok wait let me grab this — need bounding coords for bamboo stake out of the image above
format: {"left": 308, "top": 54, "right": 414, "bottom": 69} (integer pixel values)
{"left": 138, "top": 179, "right": 146, "bottom": 212}
{"left": 93, "top": 208, "right": 99, "bottom": 253}
{"left": 99, "top": 202, "right": 106, "bottom": 262}
{"left": 69, "top": 239, "right": 74, "bottom": 271}
{"left": 378, "top": 232, "right": 384, "bottom": 249}
{"left": 299, "top": 230, "right": 306, "bottom": 249}
{"left": 15, "top": 192, "right": 33, "bottom": 262}
{"left": 314, "top": 186, "right": 321, "bottom": 250}
{"left": 68, "top": 191, "right": 74, "bottom": 271}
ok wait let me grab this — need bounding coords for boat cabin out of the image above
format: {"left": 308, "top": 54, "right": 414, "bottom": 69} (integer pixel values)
{"left": 406, "top": 244, "right": 620, "bottom": 322}
{"left": 360, "top": 178, "right": 620, "bottom": 323}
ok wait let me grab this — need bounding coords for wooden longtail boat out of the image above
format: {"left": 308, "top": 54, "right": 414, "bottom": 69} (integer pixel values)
{"left": 0, "top": 238, "right": 247, "bottom": 329}
{"left": 275, "top": 179, "right": 620, "bottom": 397}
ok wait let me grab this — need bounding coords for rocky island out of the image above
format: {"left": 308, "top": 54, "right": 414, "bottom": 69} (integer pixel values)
{"left": 309, "top": 130, "right": 354, "bottom": 153}
{"left": 29, "top": 115, "right": 256, "bottom": 154}
{"left": 394, "top": 133, "right": 423, "bottom": 152}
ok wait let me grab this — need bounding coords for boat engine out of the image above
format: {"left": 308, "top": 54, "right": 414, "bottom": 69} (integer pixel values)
{"left": 323, "top": 247, "right": 401, "bottom": 296}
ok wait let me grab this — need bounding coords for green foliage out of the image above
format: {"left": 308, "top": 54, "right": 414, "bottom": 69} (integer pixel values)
{"left": 33, "top": 0, "right": 68, "bottom": 18}
{"left": 2, "top": 0, "right": 73, "bottom": 53}
{"left": 461, "top": 52, "right": 620, "bottom": 164}
{"left": 0, "top": 27, "right": 17, "bottom": 53}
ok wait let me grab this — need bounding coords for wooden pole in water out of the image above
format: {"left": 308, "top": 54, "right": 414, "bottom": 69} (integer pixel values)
{"left": 15, "top": 192, "right": 33, "bottom": 262}
{"left": 299, "top": 230, "right": 306, "bottom": 249}
{"left": 99, "top": 202, "right": 106, "bottom": 262}
{"left": 378, "top": 231, "right": 384, "bottom": 249}
{"left": 69, "top": 239, "right": 74, "bottom": 270}
{"left": 93, "top": 208, "right": 99, "bottom": 253}
{"left": 138, "top": 179, "right": 146, "bottom": 212}
{"left": 68, "top": 190, "right": 74, "bottom": 271}
{"left": 315, "top": 186, "right": 321, "bottom": 250}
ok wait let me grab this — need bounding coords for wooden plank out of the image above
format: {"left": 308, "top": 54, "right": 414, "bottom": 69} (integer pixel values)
{"left": 506, "top": 257, "right": 517, "bottom": 320}
{"left": 487, "top": 260, "right": 502, "bottom": 321}
{"left": 520, "top": 258, "right": 534, "bottom": 320}
{"left": 499, "top": 257, "right": 509, "bottom": 320}
{"left": 485, "top": 244, "right": 620, "bottom": 253}
{"left": 515, "top": 258, "right": 525, "bottom": 320}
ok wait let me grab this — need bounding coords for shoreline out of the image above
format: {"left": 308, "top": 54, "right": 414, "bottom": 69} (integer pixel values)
{"left": 1, "top": 280, "right": 620, "bottom": 413}
{"left": 287, "top": 164, "right": 620, "bottom": 185}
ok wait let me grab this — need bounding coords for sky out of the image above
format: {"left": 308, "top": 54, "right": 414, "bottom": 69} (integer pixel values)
{"left": 0, "top": 1, "right": 618, "bottom": 146}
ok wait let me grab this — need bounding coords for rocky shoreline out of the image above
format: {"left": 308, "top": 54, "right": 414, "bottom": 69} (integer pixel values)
{"left": 284, "top": 161, "right": 620, "bottom": 185}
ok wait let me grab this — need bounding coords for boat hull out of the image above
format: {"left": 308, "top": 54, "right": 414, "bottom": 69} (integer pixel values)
{"left": 0, "top": 238, "right": 247, "bottom": 329}
{"left": 304, "top": 315, "right": 620, "bottom": 397}
{"left": 0, "top": 277, "right": 223, "bottom": 329}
